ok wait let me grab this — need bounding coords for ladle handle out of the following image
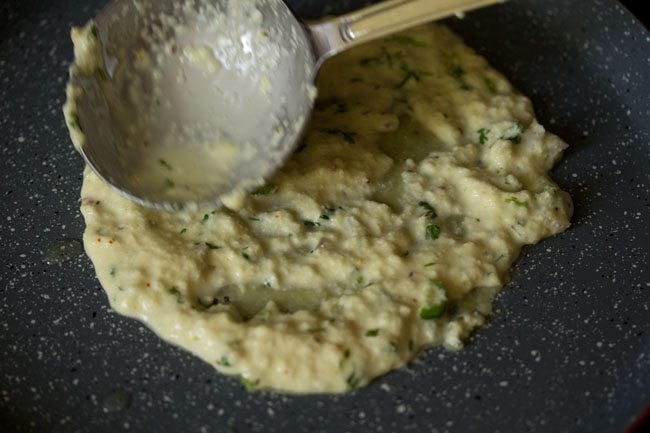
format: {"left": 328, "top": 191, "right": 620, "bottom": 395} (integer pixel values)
{"left": 307, "top": 0, "right": 504, "bottom": 66}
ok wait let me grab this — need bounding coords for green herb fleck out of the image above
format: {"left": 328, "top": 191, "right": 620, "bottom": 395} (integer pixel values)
{"left": 249, "top": 216, "right": 260, "bottom": 222}
{"left": 89, "top": 25, "right": 99, "bottom": 38}
{"left": 239, "top": 376, "right": 256, "bottom": 391}
{"left": 158, "top": 158, "right": 173, "bottom": 171}
{"left": 396, "top": 66, "right": 421, "bottom": 88}
{"left": 179, "top": 228, "right": 187, "bottom": 234}
{"left": 501, "top": 122, "right": 524, "bottom": 144}
{"left": 109, "top": 266, "right": 117, "bottom": 277}
{"left": 339, "top": 349, "right": 351, "bottom": 369}
{"left": 252, "top": 184, "right": 277, "bottom": 195}
{"left": 202, "top": 214, "right": 209, "bottom": 222}
{"left": 67, "top": 112, "right": 81, "bottom": 130}
{"left": 205, "top": 242, "right": 221, "bottom": 250}
{"left": 164, "top": 178, "right": 175, "bottom": 188}
{"left": 390, "top": 35, "right": 426, "bottom": 47}
{"left": 359, "top": 46, "right": 393, "bottom": 67}
{"left": 544, "top": 183, "right": 559, "bottom": 205}
{"left": 505, "top": 197, "right": 529, "bottom": 207}
{"left": 408, "top": 338, "right": 414, "bottom": 352}
{"left": 478, "top": 128, "right": 490, "bottom": 145}
{"left": 425, "top": 224, "right": 441, "bottom": 240}
{"left": 418, "top": 200, "right": 436, "bottom": 217}
{"left": 216, "top": 355, "right": 231, "bottom": 367}
{"left": 319, "top": 214, "right": 330, "bottom": 220}
{"left": 167, "top": 286, "right": 184, "bottom": 304}
{"left": 303, "top": 220, "right": 320, "bottom": 228}
{"left": 365, "top": 329, "right": 379, "bottom": 337}
{"left": 94, "top": 67, "right": 108, "bottom": 82}
{"left": 424, "top": 262, "right": 436, "bottom": 267}
{"left": 420, "top": 300, "right": 447, "bottom": 320}
{"left": 241, "top": 251, "right": 250, "bottom": 261}
{"left": 346, "top": 372, "right": 360, "bottom": 389}
{"left": 448, "top": 64, "right": 472, "bottom": 91}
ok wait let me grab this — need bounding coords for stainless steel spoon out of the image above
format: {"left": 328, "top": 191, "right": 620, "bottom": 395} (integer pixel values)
{"left": 67, "top": 0, "right": 504, "bottom": 210}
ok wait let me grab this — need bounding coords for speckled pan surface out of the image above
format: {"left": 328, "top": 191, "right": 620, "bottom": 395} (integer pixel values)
{"left": 0, "top": 0, "right": 648, "bottom": 432}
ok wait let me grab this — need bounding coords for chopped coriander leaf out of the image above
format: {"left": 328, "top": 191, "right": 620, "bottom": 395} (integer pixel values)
{"left": 94, "top": 67, "right": 108, "bottom": 82}
{"left": 339, "top": 349, "right": 351, "bottom": 369}
{"left": 505, "top": 197, "right": 529, "bottom": 207}
{"left": 365, "top": 329, "right": 379, "bottom": 337}
{"left": 179, "top": 228, "right": 187, "bottom": 234}
{"left": 390, "top": 35, "right": 426, "bottom": 47}
{"left": 477, "top": 128, "right": 490, "bottom": 145}
{"left": 109, "top": 266, "right": 117, "bottom": 277}
{"left": 89, "top": 25, "right": 99, "bottom": 38}
{"left": 68, "top": 113, "right": 81, "bottom": 130}
{"left": 303, "top": 220, "right": 320, "bottom": 228}
{"left": 424, "top": 262, "right": 435, "bottom": 267}
{"left": 420, "top": 300, "right": 447, "bottom": 320}
{"left": 543, "top": 183, "right": 559, "bottom": 205}
{"left": 252, "top": 184, "right": 277, "bottom": 195}
{"left": 319, "top": 214, "right": 330, "bottom": 220}
{"left": 249, "top": 216, "right": 260, "bottom": 222}
{"left": 216, "top": 355, "right": 231, "bottom": 367}
{"left": 158, "top": 158, "right": 173, "bottom": 170}
{"left": 448, "top": 64, "right": 472, "bottom": 90}
{"left": 346, "top": 372, "right": 360, "bottom": 389}
{"left": 205, "top": 242, "right": 221, "bottom": 250}
{"left": 239, "top": 376, "right": 256, "bottom": 391}
{"left": 167, "top": 287, "right": 184, "bottom": 304}
{"left": 396, "top": 66, "right": 421, "bottom": 88}
{"left": 501, "top": 122, "right": 524, "bottom": 143}
{"left": 202, "top": 214, "right": 209, "bottom": 222}
{"left": 408, "top": 338, "right": 414, "bottom": 352}
{"left": 241, "top": 249, "right": 250, "bottom": 260}
{"left": 425, "top": 224, "right": 441, "bottom": 240}
{"left": 418, "top": 200, "right": 436, "bottom": 217}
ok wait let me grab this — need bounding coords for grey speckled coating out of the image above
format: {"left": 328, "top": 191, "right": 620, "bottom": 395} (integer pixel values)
{"left": 1, "top": 0, "right": 648, "bottom": 432}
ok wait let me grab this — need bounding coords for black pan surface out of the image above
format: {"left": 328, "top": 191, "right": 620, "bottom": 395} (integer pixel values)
{"left": 1, "top": 0, "right": 648, "bottom": 432}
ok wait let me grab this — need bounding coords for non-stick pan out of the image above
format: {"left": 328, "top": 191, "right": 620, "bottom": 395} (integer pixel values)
{"left": 1, "top": 0, "right": 648, "bottom": 432}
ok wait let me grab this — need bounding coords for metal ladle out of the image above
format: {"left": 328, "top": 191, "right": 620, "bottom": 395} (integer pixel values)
{"left": 67, "top": 0, "right": 504, "bottom": 210}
